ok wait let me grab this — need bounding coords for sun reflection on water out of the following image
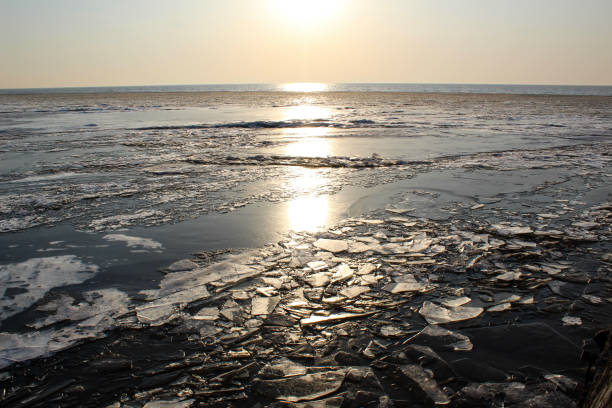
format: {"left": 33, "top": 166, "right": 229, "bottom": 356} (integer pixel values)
{"left": 285, "top": 137, "right": 331, "bottom": 157}
{"left": 281, "top": 104, "right": 332, "bottom": 155}
{"left": 280, "top": 101, "right": 334, "bottom": 232}
{"left": 285, "top": 166, "right": 330, "bottom": 232}
{"left": 282, "top": 105, "right": 331, "bottom": 121}
{"left": 281, "top": 82, "right": 328, "bottom": 92}
{"left": 287, "top": 194, "right": 329, "bottom": 232}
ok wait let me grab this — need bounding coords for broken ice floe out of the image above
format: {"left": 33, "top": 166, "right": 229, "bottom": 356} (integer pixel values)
{"left": 490, "top": 224, "right": 533, "bottom": 237}
{"left": 255, "top": 369, "right": 347, "bottom": 402}
{"left": 419, "top": 301, "right": 484, "bottom": 325}
{"left": 166, "top": 259, "right": 199, "bottom": 272}
{"left": 408, "top": 325, "right": 474, "bottom": 352}
{"left": 0, "top": 289, "right": 130, "bottom": 369}
{"left": 0, "top": 256, "right": 99, "bottom": 321}
{"left": 396, "top": 364, "right": 450, "bottom": 405}
{"left": 31, "top": 289, "right": 129, "bottom": 329}
{"left": 0, "top": 330, "right": 54, "bottom": 370}
{"left": 251, "top": 296, "right": 280, "bottom": 316}
{"left": 3, "top": 96, "right": 612, "bottom": 406}
{"left": 2, "top": 187, "right": 611, "bottom": 405}
{"left": 313, "top": 239, "right": 348, "bottom": 253}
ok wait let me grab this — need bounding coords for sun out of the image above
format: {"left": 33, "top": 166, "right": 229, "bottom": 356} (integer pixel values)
{"left": 270, "top": 0, "right": 344, "bottom": 27}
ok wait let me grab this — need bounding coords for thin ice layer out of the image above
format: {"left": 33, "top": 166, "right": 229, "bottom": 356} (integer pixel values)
{"left": 0, "top": 256, "right": 99, "bottom": 321}
{"left": 1, "top": 288, "right": 130, "bottom": 369}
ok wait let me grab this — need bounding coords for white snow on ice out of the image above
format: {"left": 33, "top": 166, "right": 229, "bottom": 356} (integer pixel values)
{"left": 103, "top": 234, "right": 163, "bottom": 251}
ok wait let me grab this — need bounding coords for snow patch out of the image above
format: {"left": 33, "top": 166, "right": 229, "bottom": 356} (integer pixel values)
{"left": 103, "top": 234, "right": 163, "bottom": 251}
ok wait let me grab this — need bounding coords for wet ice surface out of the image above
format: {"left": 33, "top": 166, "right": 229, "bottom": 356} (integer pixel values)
{"left": 1, "top": 92, "right": 611, "bottom": 233}
{"left": 0, "top": 256, "right": 99, "bottom": 321}
{"left": 0, "top": 91, "right": 611, "bottom": 406}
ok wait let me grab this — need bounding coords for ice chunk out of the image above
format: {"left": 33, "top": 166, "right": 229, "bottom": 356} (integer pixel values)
{"left": 307, "top": 261, "right": 328, "bottom": 272}
{"left": 301, "top": 312, "right": 373, "bottom": 326}
{"left": 339, "top": 286, "right": 370, "bottom": 299}
{"left": 256, "top": 286, "right": 278, "bottom": 297}
{"left": 487, "top": 303, "right": 511, "bottom": 312}
{"left": 383, "top": 282, "right": 427, "bottom": 294}
{"left": 0, "top": 256, "right": 99, "bottom": 321}
{"left": 313, "top": 239, "right": 348, "bottom": 253}
{"left": 255, "top": 369, "right": 346, "bottom": 402}
{"left": 149, "top": 251, "right": 259, "bottom": 299}
{"left": 136, "top": 303, "right": 179, "bottom": 326}
{"left": 429, "top": 244, "right": 446, "bottom": 255}
{"left": 259, "top": 357, "right": 307, "bottom": 378}
{"left": 193, "top": 306, "right": 219, "bottom": 321}
{"left": 419, "top": 301, "right": 483, "bottom": 324}
{"left": 411, "top": 325, "right": 473, "bottom": 351}
{"left": 330, "top": 264, "right": 353, "bottom": 283}
{"left": 360, "top": 274, "right": 381, "bottom": 285}
{"left": 493, "top": 293, "right": 521, "bottom": 304}
{"left": 380, "top": 325, "right": 406, "bottom": 337}
{"left": 251, "top": 296, "right": 280, "bottom": 316}
{"left": 304, "top": 273, "right": 330, "bottom": 288}
{"left": 407, "top": 234, "right": 434, "bottom": 253}
{"left": 232, "top": 291, "right": 250, "bottom": 300}
{"left": 398, "top": 364, "right": 450, "bottom": 405}
{"left": 146, "top": 286, "right": 211, "bottom": 309}
{"left": 494, "top": 271, "right": 522, "bottom": 281}
{"left": 543, "top": 374, "right": 579, "bottom": 392}
{"left": 357, "top": 263, "right": 377, "bottom": 275}
{"left": 491, "top": 224, "right": 533, "bottom": 236}
{"left": 439, "top": 297, "right": 471, "bottom": 308}
{"left": 347, "top": 241, "right": 374, "bottom": 253}
{"left": 322, "top": 296, "right": 345, "bottom": 305}
{"left": 166, "top": 259, "right": 198, "bottom": 272}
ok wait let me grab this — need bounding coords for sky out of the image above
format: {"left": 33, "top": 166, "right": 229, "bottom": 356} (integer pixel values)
{"left": 1, "top": 0, "right": 612, "bottom": 88}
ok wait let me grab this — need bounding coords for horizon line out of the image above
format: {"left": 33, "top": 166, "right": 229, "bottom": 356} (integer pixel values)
{"left": 2, "top": 81, "right": 612, "bottom": 92}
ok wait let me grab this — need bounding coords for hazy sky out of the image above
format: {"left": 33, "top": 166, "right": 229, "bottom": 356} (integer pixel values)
{"left": 1, "top": 0, "right": 612, "bottom": 88}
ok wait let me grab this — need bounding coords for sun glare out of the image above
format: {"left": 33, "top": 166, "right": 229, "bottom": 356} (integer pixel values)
{"left": 281, "top": 105, "right": 331, "bottom": 120}
{"left": 285, "top": 137, "right": 331, "bottom": 157}
{"left": 285, "top": 167, "right": 330, "bottom": 232}
{"left": 287, "top": 195, "right": 329, "bottom": 232}
{"left": 271, "top": 0, "right": 344, "bottom": 27}
{"left": 281, "top": 82, "right": 328, "bottom": 92}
